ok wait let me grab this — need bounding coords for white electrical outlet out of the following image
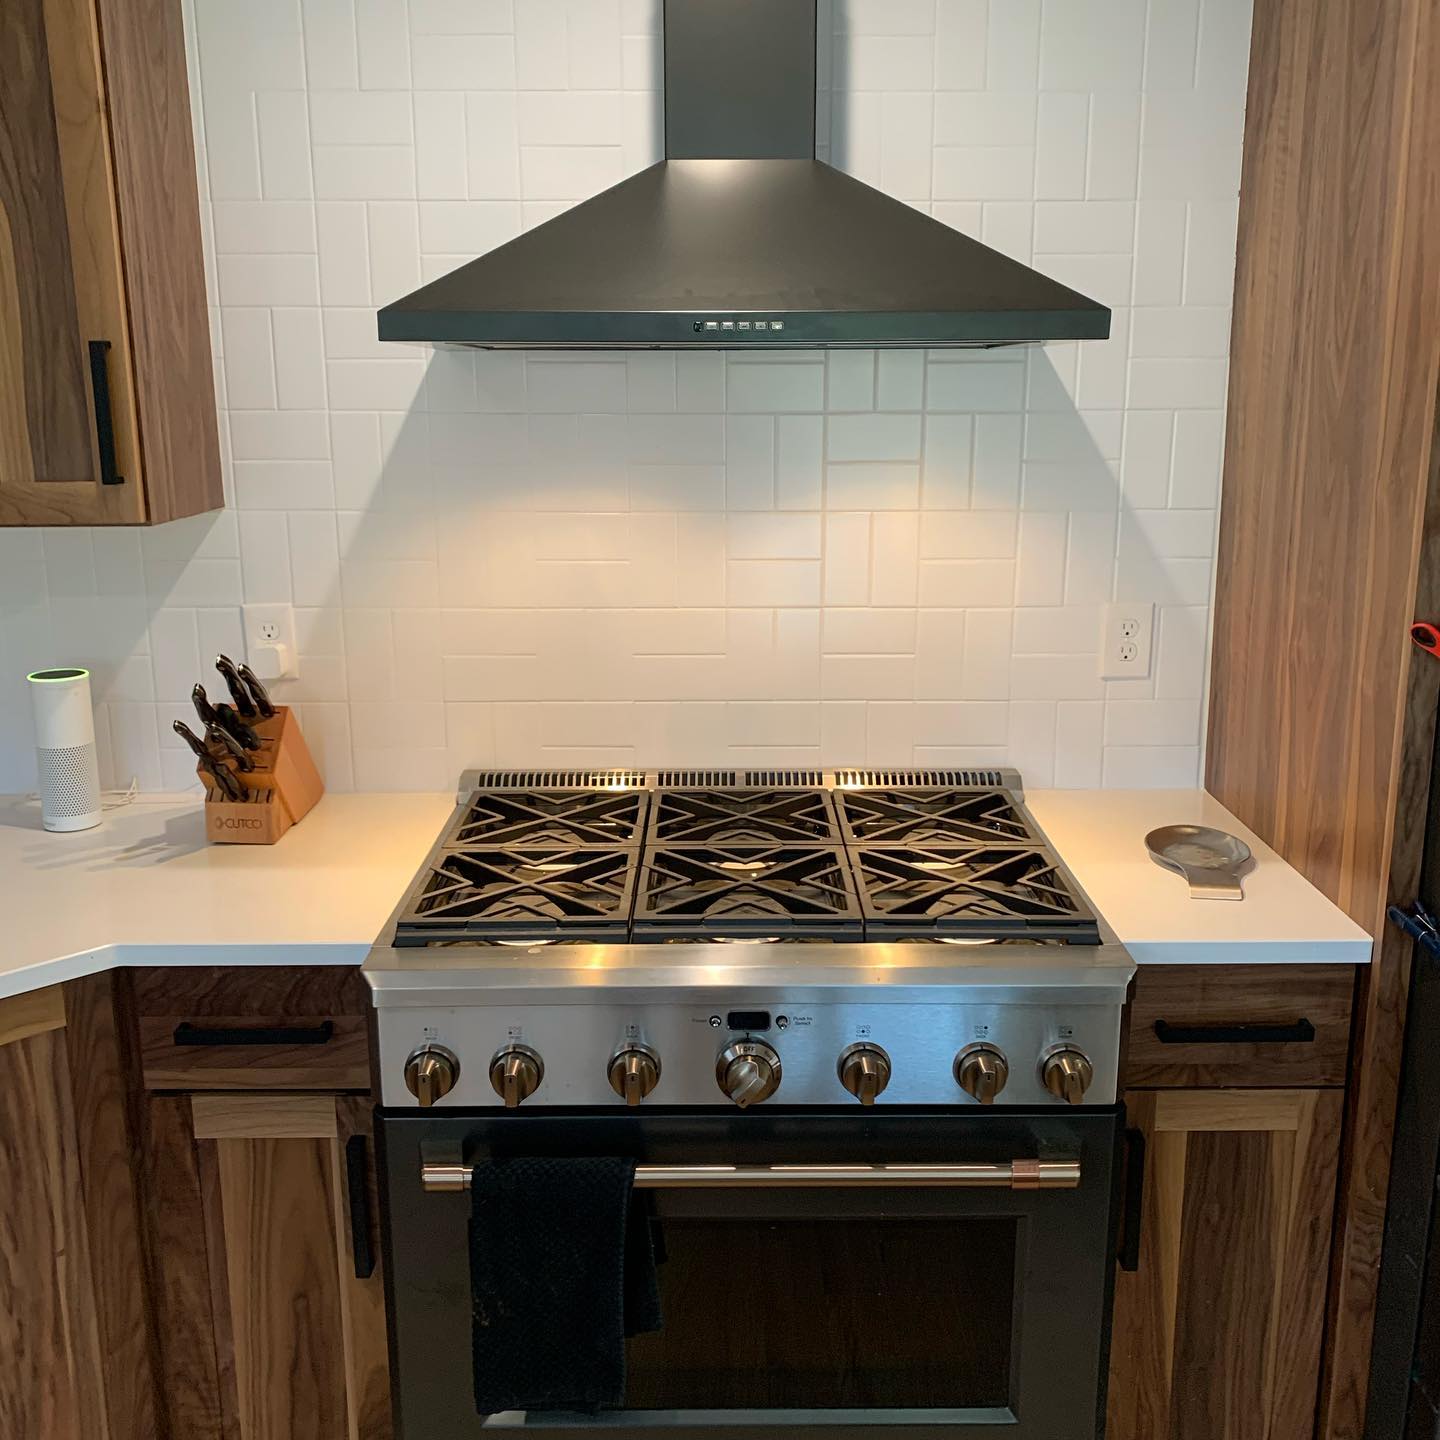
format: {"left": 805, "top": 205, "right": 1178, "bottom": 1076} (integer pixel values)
{"left": 241, "top": 604, "right": 298, "bottom": 682}
{"left": 1099, "top": 602, "right": 1155, "bottom": 679}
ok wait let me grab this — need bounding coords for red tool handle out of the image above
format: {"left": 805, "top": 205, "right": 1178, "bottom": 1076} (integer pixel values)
{"left": 1411, "top": 622, "right": 1440, "bottom": 656}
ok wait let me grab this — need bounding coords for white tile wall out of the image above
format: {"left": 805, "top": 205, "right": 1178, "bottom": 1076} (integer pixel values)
{"left": 0, "top": 0, "right": 1252, "bottom": 794}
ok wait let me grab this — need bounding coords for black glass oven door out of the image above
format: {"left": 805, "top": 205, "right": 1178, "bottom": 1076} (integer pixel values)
{"left": 378, "top": 1108, "right": 1123, "bottom": 1440}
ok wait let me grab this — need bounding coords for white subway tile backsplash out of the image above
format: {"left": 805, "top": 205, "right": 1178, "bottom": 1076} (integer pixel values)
{"left": 356, "top": 0, "right": 411, "bottom": 89}
{"left": 727, "top": 362, "right": 826, "bottom": 414}
{"left": 316, "top": 202, "right": 372, "bottom": 304}
{"left": 19, "top": 0, "right": 1249, "bottom": 792}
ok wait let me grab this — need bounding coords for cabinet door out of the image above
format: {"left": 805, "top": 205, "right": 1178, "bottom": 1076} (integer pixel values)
{"left": 0, "top": 0, "right": 142, "bottom": 524}
{"left": 1108, "top": 1089, "right": 1343, "bottom": 1440}
{"left": 145, "top": 1093, "right": 392, "bottom": 1440}
{"left": 0, "top": 995, "right": 112, "bottom": 1439}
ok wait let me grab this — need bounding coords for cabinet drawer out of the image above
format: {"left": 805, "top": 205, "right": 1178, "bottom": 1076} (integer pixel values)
{"left": 130, "top": 967, "right": 372, "bottom": 1090}
{"left": 1124, "top": 964, "right": 1354, "bottom": 1086}
{"left": 139, "top": 1014, "right": 370, "bottom": 1090}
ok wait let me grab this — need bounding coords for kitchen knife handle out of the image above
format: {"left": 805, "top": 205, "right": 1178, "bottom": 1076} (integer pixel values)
{"left": 172, "top": 1020, "right": 336, "bottom": 1047}
{"left": 214, "top": 704, "right": 261, "bottom": 751}
{"left": 192, "top": 683, "right": 220, "bottom": 728}
{"left": 205, "top": 721, "right": 255, "bottom": 772}
{"left": 236, "top": 662, "right": 276, "bottom": 719}
{"left": 1118, "top": 1127, "right": 1146, "bottom": 1272}
{"left": 216, "top": 654, "right": 257, "bottom": 718}
{"left": 88, "top": 340, "right": 123, "bottom": 486}
{"left": 345, "top": 1134, "right": 376, "bottom": 1279}
{"left": 1153, "top": 1018, "right": 1316, "bottom": 1045}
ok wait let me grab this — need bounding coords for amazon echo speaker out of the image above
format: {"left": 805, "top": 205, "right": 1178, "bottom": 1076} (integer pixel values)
{"left": 28, "top": 667, "right": 102, "bottom": 832}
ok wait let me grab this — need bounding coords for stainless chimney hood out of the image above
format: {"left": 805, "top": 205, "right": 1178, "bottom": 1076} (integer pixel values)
{"left": 377, "top": 0, "right": 1111, "bottom": 350}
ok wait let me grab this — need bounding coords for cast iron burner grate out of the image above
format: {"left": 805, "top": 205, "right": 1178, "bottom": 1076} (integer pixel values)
{"left": 834, "top": 788, "right": 1034, "bottom": 847}
{"left": 634, "top": 846, "right": 862, "bottom": 940}
{"left": 647, "top": 789, "right": 842, "bottom": 847}
{"left": 450, "top": 789, "right": 648, "bottom": 848}
{"left": 851, "top": 845, "right": 1099, "bottom": 943}
{"left": 395, "top": 847, "right": 637, "bottom": 945}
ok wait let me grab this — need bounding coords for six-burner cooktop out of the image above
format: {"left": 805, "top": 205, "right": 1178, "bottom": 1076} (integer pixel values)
{"left": 392, "top": 769, "right": 1100, "bottom": 948}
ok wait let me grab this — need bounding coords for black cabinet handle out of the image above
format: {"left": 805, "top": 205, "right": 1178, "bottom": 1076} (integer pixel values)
{"left": 88, "top": 340, "right": 124, "bottom": 486}
{"left": 172, "top": 1020, "right": 336, "bottom": 1047}
{"left": 1118, "top": 1128, "right": 1146, "bottom": 1272}
{"left": 1153, "top": 1018, "right": 1315, "bottom": 1045}
{"left": 345, "top": 1134, "right": 375, "bottom": 1279}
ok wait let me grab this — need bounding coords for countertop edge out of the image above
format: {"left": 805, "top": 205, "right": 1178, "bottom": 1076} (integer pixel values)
{"left": 0, "top": 942, "right": 372, "bottom": 1004}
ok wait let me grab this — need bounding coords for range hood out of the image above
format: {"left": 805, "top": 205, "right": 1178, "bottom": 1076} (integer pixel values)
{"left": 377, "top": 0, "right": 1111, "bottom": 350}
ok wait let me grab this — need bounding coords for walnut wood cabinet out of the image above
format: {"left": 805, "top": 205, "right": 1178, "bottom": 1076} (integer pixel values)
{"left": 0, "top": 988, "right": 111, "bottom": 1440}
{"left": 1107, "top": 967, "right": 1351, "bottom": 1440}
{"left": 143, "top": 1091, "right": 392, "bottom": 1440}
{"left": 1107, "top": 1088, "right": 1343, "bottom": 1440}
{"left": 0, "top": 0, "right": 221, "bottom": 525}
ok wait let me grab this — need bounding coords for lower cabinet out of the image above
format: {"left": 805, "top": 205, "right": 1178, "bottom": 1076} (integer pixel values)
{"left": 1107, "top": 1088, "right": 1343, "bottom": 1440}
{"left": 0, "top": 991, "right": 111, "bottom": 1440}
{"left": 144, "top": 1091, "right": 392, "bottom": 1440}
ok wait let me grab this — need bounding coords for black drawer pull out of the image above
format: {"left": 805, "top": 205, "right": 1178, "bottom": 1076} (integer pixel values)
{"left": 1153, "top": 1018, "right": 1315, "bottom": 1045}
{"left": 172, "top": 1020, "right": 336, "bottom": 1047}
{"left": 1118, "top": 1127, "right": 1146, "bottom": 1272}
{"left": 88, "top": 339, "right": 124, "bottom": 486}
{"left": 345, "top": 1134, "right": 375, "bottom": 1279}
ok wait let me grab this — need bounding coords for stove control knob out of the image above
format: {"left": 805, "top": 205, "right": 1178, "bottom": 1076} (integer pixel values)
{"left": 608, "top": 1044, "right": 661, "bottom": 1106}
{"left": 404, "top": 1044, "right": 460, "bottom": 1107}
{"left": 955, "top": 1043, "right": 1009, "bottom": 1105}
{"left": 838, "top": 1043, "right": 891, "bottom": 1105}
{"left": 489, "top": 1044, "right": 544, "bottom": 1108}
{"left": 716, "top": 1040, "right": 781, "bottom": 1108}
{"left": 1041, "top": 1047, "right": 1094, "bottom": 1106}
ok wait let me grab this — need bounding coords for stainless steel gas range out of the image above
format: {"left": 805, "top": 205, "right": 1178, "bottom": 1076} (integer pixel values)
{"left": 365, "top": 768, "right": 1136, "bottom": 1440}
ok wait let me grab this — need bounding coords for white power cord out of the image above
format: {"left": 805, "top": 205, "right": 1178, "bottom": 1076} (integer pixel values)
{"left": 22, "top": 777, "right": 139, "bottom": 811}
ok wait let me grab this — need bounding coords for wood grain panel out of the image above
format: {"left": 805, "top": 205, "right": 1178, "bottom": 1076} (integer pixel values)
{"left": 144, "top": 1095, "right": 227, "bottom": 1440}
{"left": 0, "top": 1026, "right": 112, "bottom": 1440}
{"left": 0, "top": 982, "right": 65, "bottom": 1045}
{"left": 130, "top": 966, "right": 373, "bottom": 1018}
{"left": 92, "top": 0, "right": 221, "bottom": 522}
{"left": 193, "top": 1092, "right": 340, "bottom": 1140}
{"left": 0, "top": 0, "right": 142, "bottom": 524}
{"left": 63, "top": 974, "right": 159, "bottom": 1440}
{"left": 0, "top": 0, "right": 91, "bottom": 480}
{"left": 215, "top": 1134, "right": 351, "bottom": 1440}
{"left": 1154, "top": 1089, "right": 1305, "bottom": 1134}
{"left": 1108, "top": 1089, "right": 1343, "bottom": 1440}
{"left": 1126, "top": 965, "right": 1354, "bottom": 1088}
{"left": 1171, "top": 1128, "right": 1275, "bottom": 1440}
{"left": 1205, "top": 0, "right": 1440, "bottom": 1431}
{"left": 140, "top": 1014, "right": 371, "bottom": 1091}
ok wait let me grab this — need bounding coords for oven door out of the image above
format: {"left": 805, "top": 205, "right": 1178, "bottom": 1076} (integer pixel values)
{"left": 378, "top": 1107, "right": 1123, "bottom": 1440}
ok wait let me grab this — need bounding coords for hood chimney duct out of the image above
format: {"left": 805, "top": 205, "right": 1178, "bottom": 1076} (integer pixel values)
{"left": 664, "top": 0, "right": 817, "bottom": 160}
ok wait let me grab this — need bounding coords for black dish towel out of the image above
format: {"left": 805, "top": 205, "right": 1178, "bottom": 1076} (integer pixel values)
{"left": 469, "top": 1157, "right": 662, "bottom": 1415}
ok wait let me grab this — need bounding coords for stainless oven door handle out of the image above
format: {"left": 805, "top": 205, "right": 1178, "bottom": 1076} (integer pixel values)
{"left": 420, "top": 1159, "right": 1080, "bottom": 1192}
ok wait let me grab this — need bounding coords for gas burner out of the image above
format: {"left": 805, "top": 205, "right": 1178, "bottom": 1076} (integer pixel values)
{"left": 634, "top": 846, "right": 862, "bottom": 940}
{"left": 451, "top": 789, "right": 647, "bottom": 848}
{"left": 834, "top": 788, "right": 1033, "bottom": 847}
{"left": 647, "top": 789, "right": 841, "bottom": 847}
{"left": 851, "top": 845, "right": 1099, "bottom": 943}
{"left": 395, "top": 847, "right": 637, "bottom": 946}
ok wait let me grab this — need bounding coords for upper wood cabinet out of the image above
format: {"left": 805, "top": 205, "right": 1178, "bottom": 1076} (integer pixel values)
{"left": 0, "top": 0, "right": 221, "bottom": 526}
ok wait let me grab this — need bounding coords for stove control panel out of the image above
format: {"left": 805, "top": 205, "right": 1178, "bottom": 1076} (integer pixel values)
{"left": 380, "top": 1002, "right": 1120, "bottom": 1109}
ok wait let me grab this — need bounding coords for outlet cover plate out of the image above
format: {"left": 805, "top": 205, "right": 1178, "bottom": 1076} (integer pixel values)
{"left": 242, "top": 604, "right": 297, "bottom": 680}
{"left": 1100, "top": 601, "right": 1155, "bottom": 679}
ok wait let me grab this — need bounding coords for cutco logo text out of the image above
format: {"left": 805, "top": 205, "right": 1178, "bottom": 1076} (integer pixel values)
{"left": 215, "top": 815, "right": 263, "bottom": 831}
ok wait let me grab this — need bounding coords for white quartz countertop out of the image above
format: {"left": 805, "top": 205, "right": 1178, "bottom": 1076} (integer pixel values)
{"left": 0, "top": 786, "right": 1370, "bottom": 1001}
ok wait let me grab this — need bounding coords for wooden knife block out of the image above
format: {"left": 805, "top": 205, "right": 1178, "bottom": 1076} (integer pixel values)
{"left": 198, "top": 705, "right": 324, "bottom": 844}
